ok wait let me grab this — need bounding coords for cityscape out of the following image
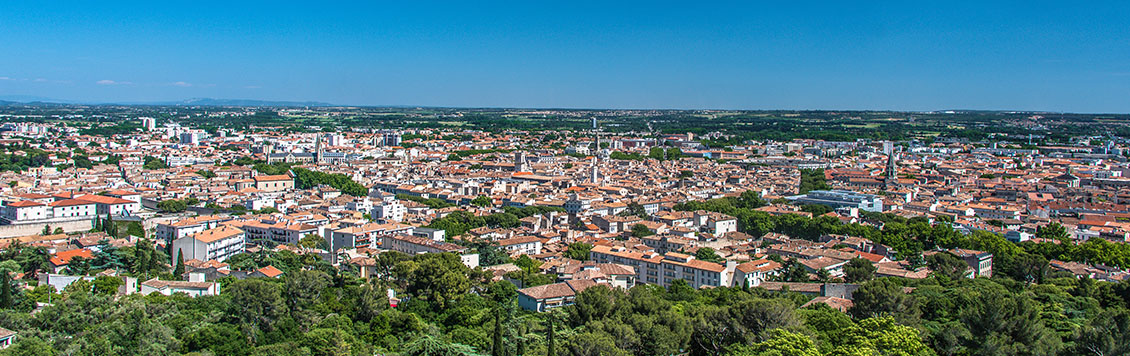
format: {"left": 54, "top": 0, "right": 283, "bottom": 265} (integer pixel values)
{"left": 3, "top": 2, "right": 1130, "bottom": 356}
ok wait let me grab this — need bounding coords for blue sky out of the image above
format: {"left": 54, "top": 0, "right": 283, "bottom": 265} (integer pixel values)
{"left": 2, "top": 1, "right": 1128, "bottom": 112}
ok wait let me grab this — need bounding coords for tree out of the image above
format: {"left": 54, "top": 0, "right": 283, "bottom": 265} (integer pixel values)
{"left": 42, "top": 224, "right": 51, "bottom": 235}
{"left": 227, "top": 279, "right": 286, "bottom": 341}
{"left": 492, "top": 312, "right": 504, "bottom": 356}
{"left": 173, "top": 249, "right": 186, "bottom": 277}
{"left": 53, "top": 227, "right": 64, "bottom": 234}
{"left": 1036, "top": 222, "right": 1069, "bottom": 242}
{"left": 849, "top": 278, "right": 919, "bottom": 324}
{"left": 157, "top": 199, "right": 188, "bottom": 213}
{"left": 0, "top": 266, "right": 12, "bottom": 309}
{"left": 471, "top": 195, "right": 493, "bottom": 208}
{"left": 725, "top": 329, "right": 819, "bottom": 356}
{"left": 546, "top": 318, "right": 557, "bottom": 356}
{"left": 843, "top": 258, "right": 876, "bottom": 283}
{"left": 630, "top": 223, "right": 655, "bottom": 238}
{"left": 92, "top": 275, "right": 123, "bottom": 295}
{"left": 298, "top": 233, "right": 327, "bottom": 250}
{"left": 694, "top": 247, "right": 724, "bottom": 263}
{"left": 926, "top": 252, "right": 969, "bottom": 280}
{"left": 564, "top": 242, "right": 593, "bottom": 261}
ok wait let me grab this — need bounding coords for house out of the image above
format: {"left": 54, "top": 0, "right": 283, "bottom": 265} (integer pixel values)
{"left": 497, "top": 236, "right": 544, "bottom": 256}
{"left": 733, "top": 258, "right": 782, "bottom": 287}
{"left": 554, "top": 262, "right": 637, "bottom": 289}
{"left": 383, "top": 234, "right": 480, "bottom": 267}
{"left": 49, "top": 248, "right": 94, "bottom": 273}
{"left": 518, "top": 278, "right": 605, "bottom": 312}
{"left": 1, "top": 200, "right": 48, "bottom": 223}
{"left": 949, "top": 248, "right": 993, "bottom": 278}
{"left": 0, "top": 327, "right": 15, "bottom": 349}
{"left": 140, "top": 273, "right": 219, "bottom": 297}
{"left": 254, "top": 174, "right": 294, "bottom": 192}
{"left": 74, "top": 194, "right": 141, "bottom": 216}
{"left": 172, "top": 225, "right": 246, "bottom": 263}
{"left": 155, "top": 215, "right": 234, "bottom": 243}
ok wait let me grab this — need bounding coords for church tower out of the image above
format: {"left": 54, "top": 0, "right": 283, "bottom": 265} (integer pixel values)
{"left": 315, "top": 134, "right": 325, "bottom": 164}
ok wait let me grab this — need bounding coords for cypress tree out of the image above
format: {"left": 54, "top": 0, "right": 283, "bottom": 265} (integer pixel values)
{"left": 546, "top": 318, "right": 556, "bottom": 356}
{"left": 174, "top": 249, "right": 185, "bottom": 278}
{"left": 492, "top": 312, "right": 504, "bottom": 356}
{"left": 0, "top": 271, "right": 12, "bottom": 309}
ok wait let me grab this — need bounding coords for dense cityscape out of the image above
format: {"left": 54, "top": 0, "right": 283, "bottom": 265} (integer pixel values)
{"left": 0, "top": 104, "right": 1128, "bottom": 355}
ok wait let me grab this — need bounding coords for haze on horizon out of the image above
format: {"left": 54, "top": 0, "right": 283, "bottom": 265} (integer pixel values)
{"left": 2, "top": 1, "right": 1128, "bottom": 113}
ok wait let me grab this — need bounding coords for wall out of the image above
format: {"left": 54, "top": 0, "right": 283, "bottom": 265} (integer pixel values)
{"left": 0, "top": 219, "right": 93, "bottom": 238}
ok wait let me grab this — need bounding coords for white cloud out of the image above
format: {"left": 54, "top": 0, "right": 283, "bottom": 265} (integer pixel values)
{"left": 96, "top": 79, "right": 132, "bottom": 85}
{"left": 0, "top": 76, "right": 11, "bottom": 81}
{"left": 171, "top": 81, "right": 192, "bottom": 87}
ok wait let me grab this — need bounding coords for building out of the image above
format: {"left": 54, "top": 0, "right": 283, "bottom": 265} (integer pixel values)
{"left": 788, "top": 190, "right": 883, "bottom": 213}
{"left": 383, "top": 234, "right": 479, "bottom": 267}
{"left": 156, "top": 215, "right": 234, "bottom": 243}
{"left": 518, "top": 279, "right": 605, "bottom": 312}
{"left": 253, "top": 174, "right": 295, "bottom": 192}
{"left": 140, "top": 273, "right": 219, "bottom": 297}
{"left": 172, "top": 225, "right": 246, "bottom": 263}
{"left": 589, "top": 245, "right": 735, "bottom": 289}
{"left": 1, "top": 200, "right": 48, "bottom": 223}
{"left": 140, "top": 117, "right": 157, "bottom": 131}
{"left": 0, "top": 327, "right": 15, "bottom": 349}
{"left": 74, "top": 194, "right": 141, "bottom": 216}
{"left": 733, "top": 258, "right": 783, "bottom": 287}
{"left": 949, "top": 248, "right": 993, "bottom": 278}
{"left": 497, "top": 236, "right": 544, "bottom": 256}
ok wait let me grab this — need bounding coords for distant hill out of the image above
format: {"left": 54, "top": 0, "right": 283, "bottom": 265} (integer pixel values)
{"left": 173, "top": 98, "right": 334, "bottom": 107}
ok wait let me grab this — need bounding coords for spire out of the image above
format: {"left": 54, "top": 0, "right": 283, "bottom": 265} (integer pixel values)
{"left": 315, "top": 134, "right": 325, "bottom": 164}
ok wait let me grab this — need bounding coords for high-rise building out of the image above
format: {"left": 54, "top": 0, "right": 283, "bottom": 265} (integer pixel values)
{"left": 314, "top": 134, "right": 325, "bottom": 164}
{"left": 140, "top": 117, "right": 157, "bottom": 131}
{"left": 514, "top": 151, "right": 528, "bottom": 172}
{"left": 379, "top": 130, "right": 402, "bottom": 147}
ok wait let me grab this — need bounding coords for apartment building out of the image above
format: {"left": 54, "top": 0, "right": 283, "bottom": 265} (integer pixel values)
{"left": 172, "top": 225, "right": 246, "bottom": 263}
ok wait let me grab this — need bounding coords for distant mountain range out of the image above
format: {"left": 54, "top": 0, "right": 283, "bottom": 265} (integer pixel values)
{"left": 0, "top": 95, "right": 335, "bottom": 107}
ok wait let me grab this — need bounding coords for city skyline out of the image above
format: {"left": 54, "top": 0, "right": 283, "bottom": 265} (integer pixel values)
{"left": 3, "top": 1, "right": 1130, "bottom": 112}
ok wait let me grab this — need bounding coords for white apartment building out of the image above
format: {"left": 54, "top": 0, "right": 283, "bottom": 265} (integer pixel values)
{"left": 172, "top": 225, "right": 246, "bottom": 263}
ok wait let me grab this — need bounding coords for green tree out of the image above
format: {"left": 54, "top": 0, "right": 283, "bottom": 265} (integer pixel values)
{"left": 631, "top": 223, "right": 655, "bottom": 238}
{"left": 926, "top": 252, "right": 969, "bottom": 280}
{"left": 564, "top": 242, "right": 593, "bottom": 261}
{"left": 694, "top": 247, "right": 724, "bottom": 263}
{"left": 173, "top": 249, "right": 186, "bottom": 277}
{"left": 0, "top": 266, "right": 12, "bottom": 309}
{"left": 849, "top": 278, "right": 919, "bottom": 324}
{"left": 471, "top": 195, "right": 493, "bottom": 208}
{"left": 843, "top": 258, "right": 876, "bottom": 283}
{"left": 228, "top": 278, "right": 286, "bottom": 340}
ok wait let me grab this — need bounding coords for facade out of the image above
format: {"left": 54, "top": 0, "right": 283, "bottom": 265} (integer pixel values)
{"left": 788, "top": 190, "right": 883, "bottom": 213}
{"left": 518, "top": 279, "right": 604, "bottom": 312}
{"left": 733, "top": 258, "right": 783, "bottom": 287}
{"left": 156, "top": 215, "right": 234, "bottom": 243}
{"left": 497, "top": 236, "right": 543, "bottom": 256}
{"left": 140, "top": 274, "right": 219, "bottom": 297}
{"left": 0, "top": 327, "right": 15, "bottom": 350}
{"left": 254, "top": 174, "right": 295, "bottom": 192}
{"left": 589, "top": 245, "right": 734, "bottom": 289}
{"left": 172, "top": 225, "right": 246, "bottom": 263}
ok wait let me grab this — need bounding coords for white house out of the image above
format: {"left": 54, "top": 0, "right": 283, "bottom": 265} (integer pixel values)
{"left": 172, "top": 225, "right": 246, "bottom": 263}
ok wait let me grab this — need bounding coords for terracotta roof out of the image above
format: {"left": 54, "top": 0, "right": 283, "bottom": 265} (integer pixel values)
{"left": 257, "top": 265, "right": 284, "bottom": 278}
{"left": 75, "top": 194, "right": 133, "bottom": 205}
{"left": 50, "top": 248, "right": 94, "bottom": 266}
{"left": 6, "top": 200, "right": 44, "bottom": 207}
{"left": 190, "top": 226, "right": 244, "bottom": 243}
{"left": 49, "top": 198, "right": 95, "bottom": 207}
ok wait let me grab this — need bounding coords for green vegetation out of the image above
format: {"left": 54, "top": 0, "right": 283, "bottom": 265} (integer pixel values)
{"left": 143, "top": 155, "right": 169, "bottom": 170}
{"left": 797, "top": 168, "right": 831, "bottom": 194}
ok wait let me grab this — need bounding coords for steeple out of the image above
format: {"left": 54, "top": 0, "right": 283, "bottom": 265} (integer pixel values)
{"left": 884, "top": 142, "right": 897, "bottom": 189}
{"left": 315, "top": 134, "right": 325, "bottom": 164}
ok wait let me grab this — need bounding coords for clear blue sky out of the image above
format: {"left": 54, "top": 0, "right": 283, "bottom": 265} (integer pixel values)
{"left": 2, "top": 1, "right": 1128, "bottom": 112}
